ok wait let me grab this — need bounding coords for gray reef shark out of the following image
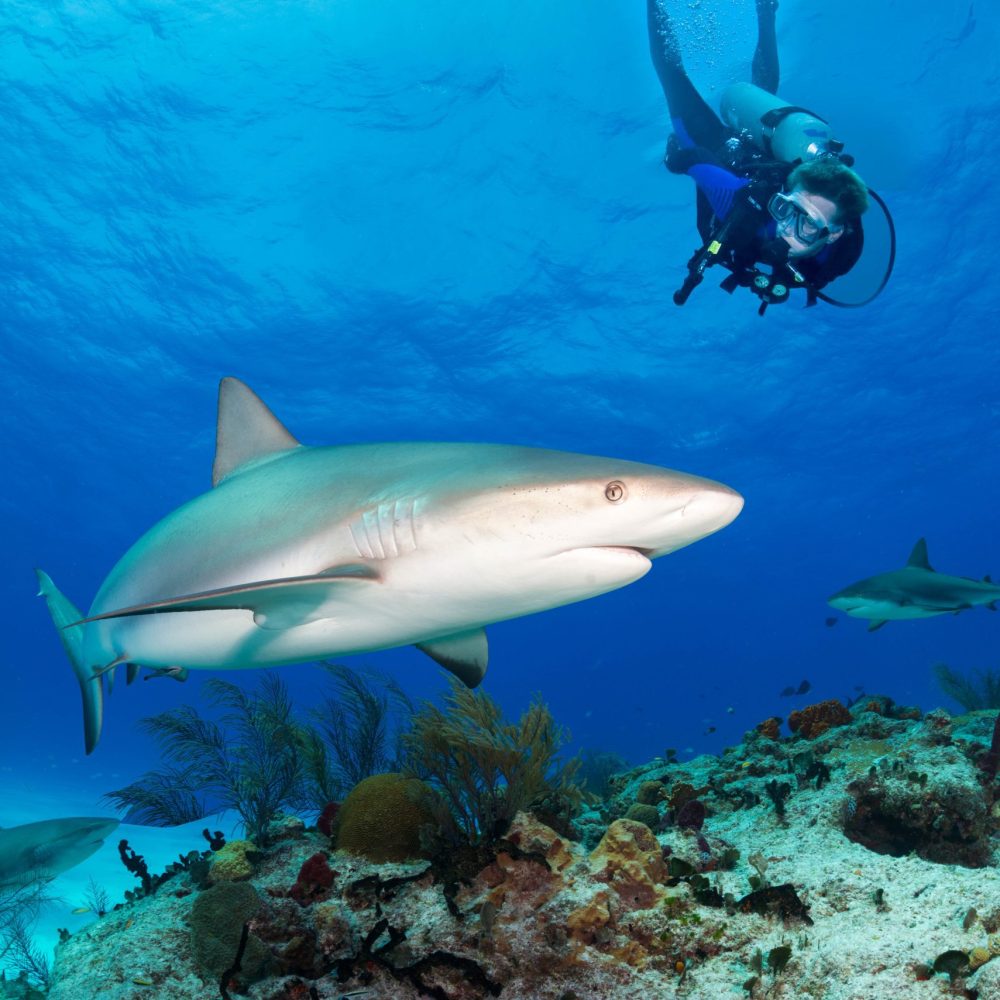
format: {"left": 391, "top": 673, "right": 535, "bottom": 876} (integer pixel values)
{"left": 0, "top": 817, "right": 119, "bottom": 888}
{"left": 828, "top": 538, "right": 1000, "bottom": 631}
{"left": 38, "top": 377, "right": 743, "bottom": 753}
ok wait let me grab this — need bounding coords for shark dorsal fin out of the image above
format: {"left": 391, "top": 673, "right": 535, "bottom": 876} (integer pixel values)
{"left": 906, "top": 538, "right": 934, "bottom": 572}
{"left": 212, "top": 377, "right": 301, "bottom": 487}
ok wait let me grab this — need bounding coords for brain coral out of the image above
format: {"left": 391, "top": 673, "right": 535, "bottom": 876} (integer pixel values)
{"left": 334, "top": 772, "right": 440, "bottom": 863}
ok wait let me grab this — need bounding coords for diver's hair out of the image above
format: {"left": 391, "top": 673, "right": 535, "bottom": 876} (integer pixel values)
{"left": 788, "top": 158, "right": 869, "bottom": 222}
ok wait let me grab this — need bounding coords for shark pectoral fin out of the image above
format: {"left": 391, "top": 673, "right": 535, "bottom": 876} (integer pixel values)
{"left": 71, "top": 566, "right": 381, "bottom": 630}
{"left": 867, "top": 619, "right": 888, "bottom": 632}
{"left": 416, "top": 629, "right": 488, "bottom": 688}
{"left": 36, "top": 570, "right": 103, "bottom": 755}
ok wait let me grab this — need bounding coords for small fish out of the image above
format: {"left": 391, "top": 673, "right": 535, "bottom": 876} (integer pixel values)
{"left": 726, "top": 706, "right": 735, "bottom": 714}
{"left": 824, "top": 617, "right": 838, "bottom": 627}
{"left": 779, "top": 686, "right": 795, "bottom": 697}
{"left": 704, "top": 725, "right": 716, "bottom": 735}
{"left": 132, "top": 978, "right": 154, "bottom": 986}
{"left": 796, "top": 679, "right": 812, "bottom": 695}
{"left": 71, "top": 906, "right": 90, "bottom": 915}
{"left": 144, "top": 665, "right": 189, "bottom": 682}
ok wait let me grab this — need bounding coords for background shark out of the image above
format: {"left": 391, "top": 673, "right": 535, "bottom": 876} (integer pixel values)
{"left": 828, "top": 538, "right": 1000, "bottom": 631}
{"left": 38, "top": 377, "right": 743, "bottom": 753}
{"left": 0, "top": 817, "right": 119, "bottom": 889}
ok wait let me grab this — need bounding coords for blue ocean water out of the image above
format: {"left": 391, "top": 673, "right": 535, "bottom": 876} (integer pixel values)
{"left": 1, "top": 0, "right": 997, "bottom": 871}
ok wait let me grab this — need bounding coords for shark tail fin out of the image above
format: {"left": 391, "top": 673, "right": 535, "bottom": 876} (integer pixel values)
{"left": 35, "top": 570, "right": 104, "bottom": 755}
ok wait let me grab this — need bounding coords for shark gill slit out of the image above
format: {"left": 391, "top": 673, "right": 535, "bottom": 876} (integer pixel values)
{"left": 349, "top": 517, "right": 373, "bottom": 560}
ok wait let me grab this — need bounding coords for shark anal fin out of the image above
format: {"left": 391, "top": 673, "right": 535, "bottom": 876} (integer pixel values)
{"left": 93, "top": 655, "right": 131, "bottom": 696}
{"left": 70, "top": 566, "right": 381, "bottom": 631}
{"left": 417, "top": 629, "right": 488, "bottom": 688}
{"left": 867, "top": 619, "right": 888, "bottom": 632}
{"left": 906, "top": 538, "right": 934, "bottom": 572}
{"left": 212, "top": 377, "right": 301, "bottom": 487}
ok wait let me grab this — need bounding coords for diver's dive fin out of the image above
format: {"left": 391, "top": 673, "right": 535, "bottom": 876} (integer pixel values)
{"left": 416, "top": 628, "right": 488, "bottom": 687}
{"left": 36, "top": 570, "right": 103, "bottom": 755}
{"left": 68, "top": 566, "right": 381, "bottom": 632}
{"left": 867, "top": 619, "right": 888, "bottom": 632}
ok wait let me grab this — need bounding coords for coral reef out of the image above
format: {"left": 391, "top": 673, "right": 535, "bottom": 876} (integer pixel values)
{"left": 38, "top": 697, "right": 1000, "bottom": 1000}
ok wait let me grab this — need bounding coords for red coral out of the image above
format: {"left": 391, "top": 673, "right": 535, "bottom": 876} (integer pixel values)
{"left": 756, "top": 717, "right": 782, "bottom": 741}
{"left": 317, "top": 802, "right": 340, "bottom": 837}
{"left": 788, "top": 699, "right": 853, "bottom": 740}
{"left": 289, "top": 852, "right": 337, "bottom": 905}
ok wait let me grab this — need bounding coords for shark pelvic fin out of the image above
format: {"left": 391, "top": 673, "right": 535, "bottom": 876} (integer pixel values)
{"left": 92, "top": 655, "right": 129, "bottom": 696}
{"left": 69, "top": 566, "right": 381, "bottom": 631}
{"left": 906, "top": 538, "right": 933, "bottom": 572}
{"left": 416, "top": 628, "right": 489, "bottom": 688}
{"left": 212, "top": 377, "right": 301, "bottom": 487}
{"left": 867, "top": 619, "right": 888, "bottom": 632}
{"left": 35, "top": 570, "right": 103, "bottom": 755}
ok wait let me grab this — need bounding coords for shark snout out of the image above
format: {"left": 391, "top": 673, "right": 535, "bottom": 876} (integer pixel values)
{"left": 647, "top": 482, "right": 744, "bottom": 558}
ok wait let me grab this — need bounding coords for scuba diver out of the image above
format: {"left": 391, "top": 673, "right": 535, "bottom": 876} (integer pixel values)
{"left": 647, "top": 0, "right": 893, "bottom": 313}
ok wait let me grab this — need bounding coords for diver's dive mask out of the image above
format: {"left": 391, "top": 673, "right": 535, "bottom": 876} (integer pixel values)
{"left": 767, "top": 191, "right": 843, "bottom": 247}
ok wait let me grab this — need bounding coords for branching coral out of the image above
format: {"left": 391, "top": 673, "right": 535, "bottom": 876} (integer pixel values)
{"left": 297, "top": 663, "right": 414, "bottom": 809}
{"left": 105, "top": 675, "right": 305, "bottom": 845}
{"left": 104, "top": 666, "right": 413, "bottom": 845}
{"left": 933, "top": 663, "right": 1000, "bottom": 711}
{"left": 0, "top": 874, "right": 54, "bottom": 989}
{"left": 401, "top": 677, "right": 581, "bottom": 845}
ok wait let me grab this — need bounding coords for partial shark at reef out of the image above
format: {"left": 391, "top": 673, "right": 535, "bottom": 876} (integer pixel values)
{"left": 828, "top": 537, "right": 1000, "bottom": 631}
{"left": 38, "top": 377, "right": 743, "bottom": 753}
{"left": 0, "top": 817, "right": 119, "bottom": 889}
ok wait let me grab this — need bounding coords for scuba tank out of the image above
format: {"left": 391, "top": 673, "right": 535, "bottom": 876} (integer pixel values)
{"left": 719, "top": 82, "right": 851, "bottom": 165}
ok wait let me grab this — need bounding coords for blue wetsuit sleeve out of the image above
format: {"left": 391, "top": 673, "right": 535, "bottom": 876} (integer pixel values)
{"left": 687, "top": 163, "right": 750, "bottom": 221}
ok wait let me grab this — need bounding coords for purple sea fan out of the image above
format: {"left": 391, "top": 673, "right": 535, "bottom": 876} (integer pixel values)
{"left": 979, "top": 712, "right": 1000, "bottom": 778}
{"left": 676, "top": 799, "right": 706, "bottom": 832}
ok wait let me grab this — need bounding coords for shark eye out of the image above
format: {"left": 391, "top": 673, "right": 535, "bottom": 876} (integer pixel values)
{"left": 605, "top": 480, "right": 627, "bottom": 503}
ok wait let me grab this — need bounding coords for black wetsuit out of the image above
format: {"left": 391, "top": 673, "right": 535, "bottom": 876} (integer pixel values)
{"left": 646, "top": 0, "right": 862, "bottom": 298}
